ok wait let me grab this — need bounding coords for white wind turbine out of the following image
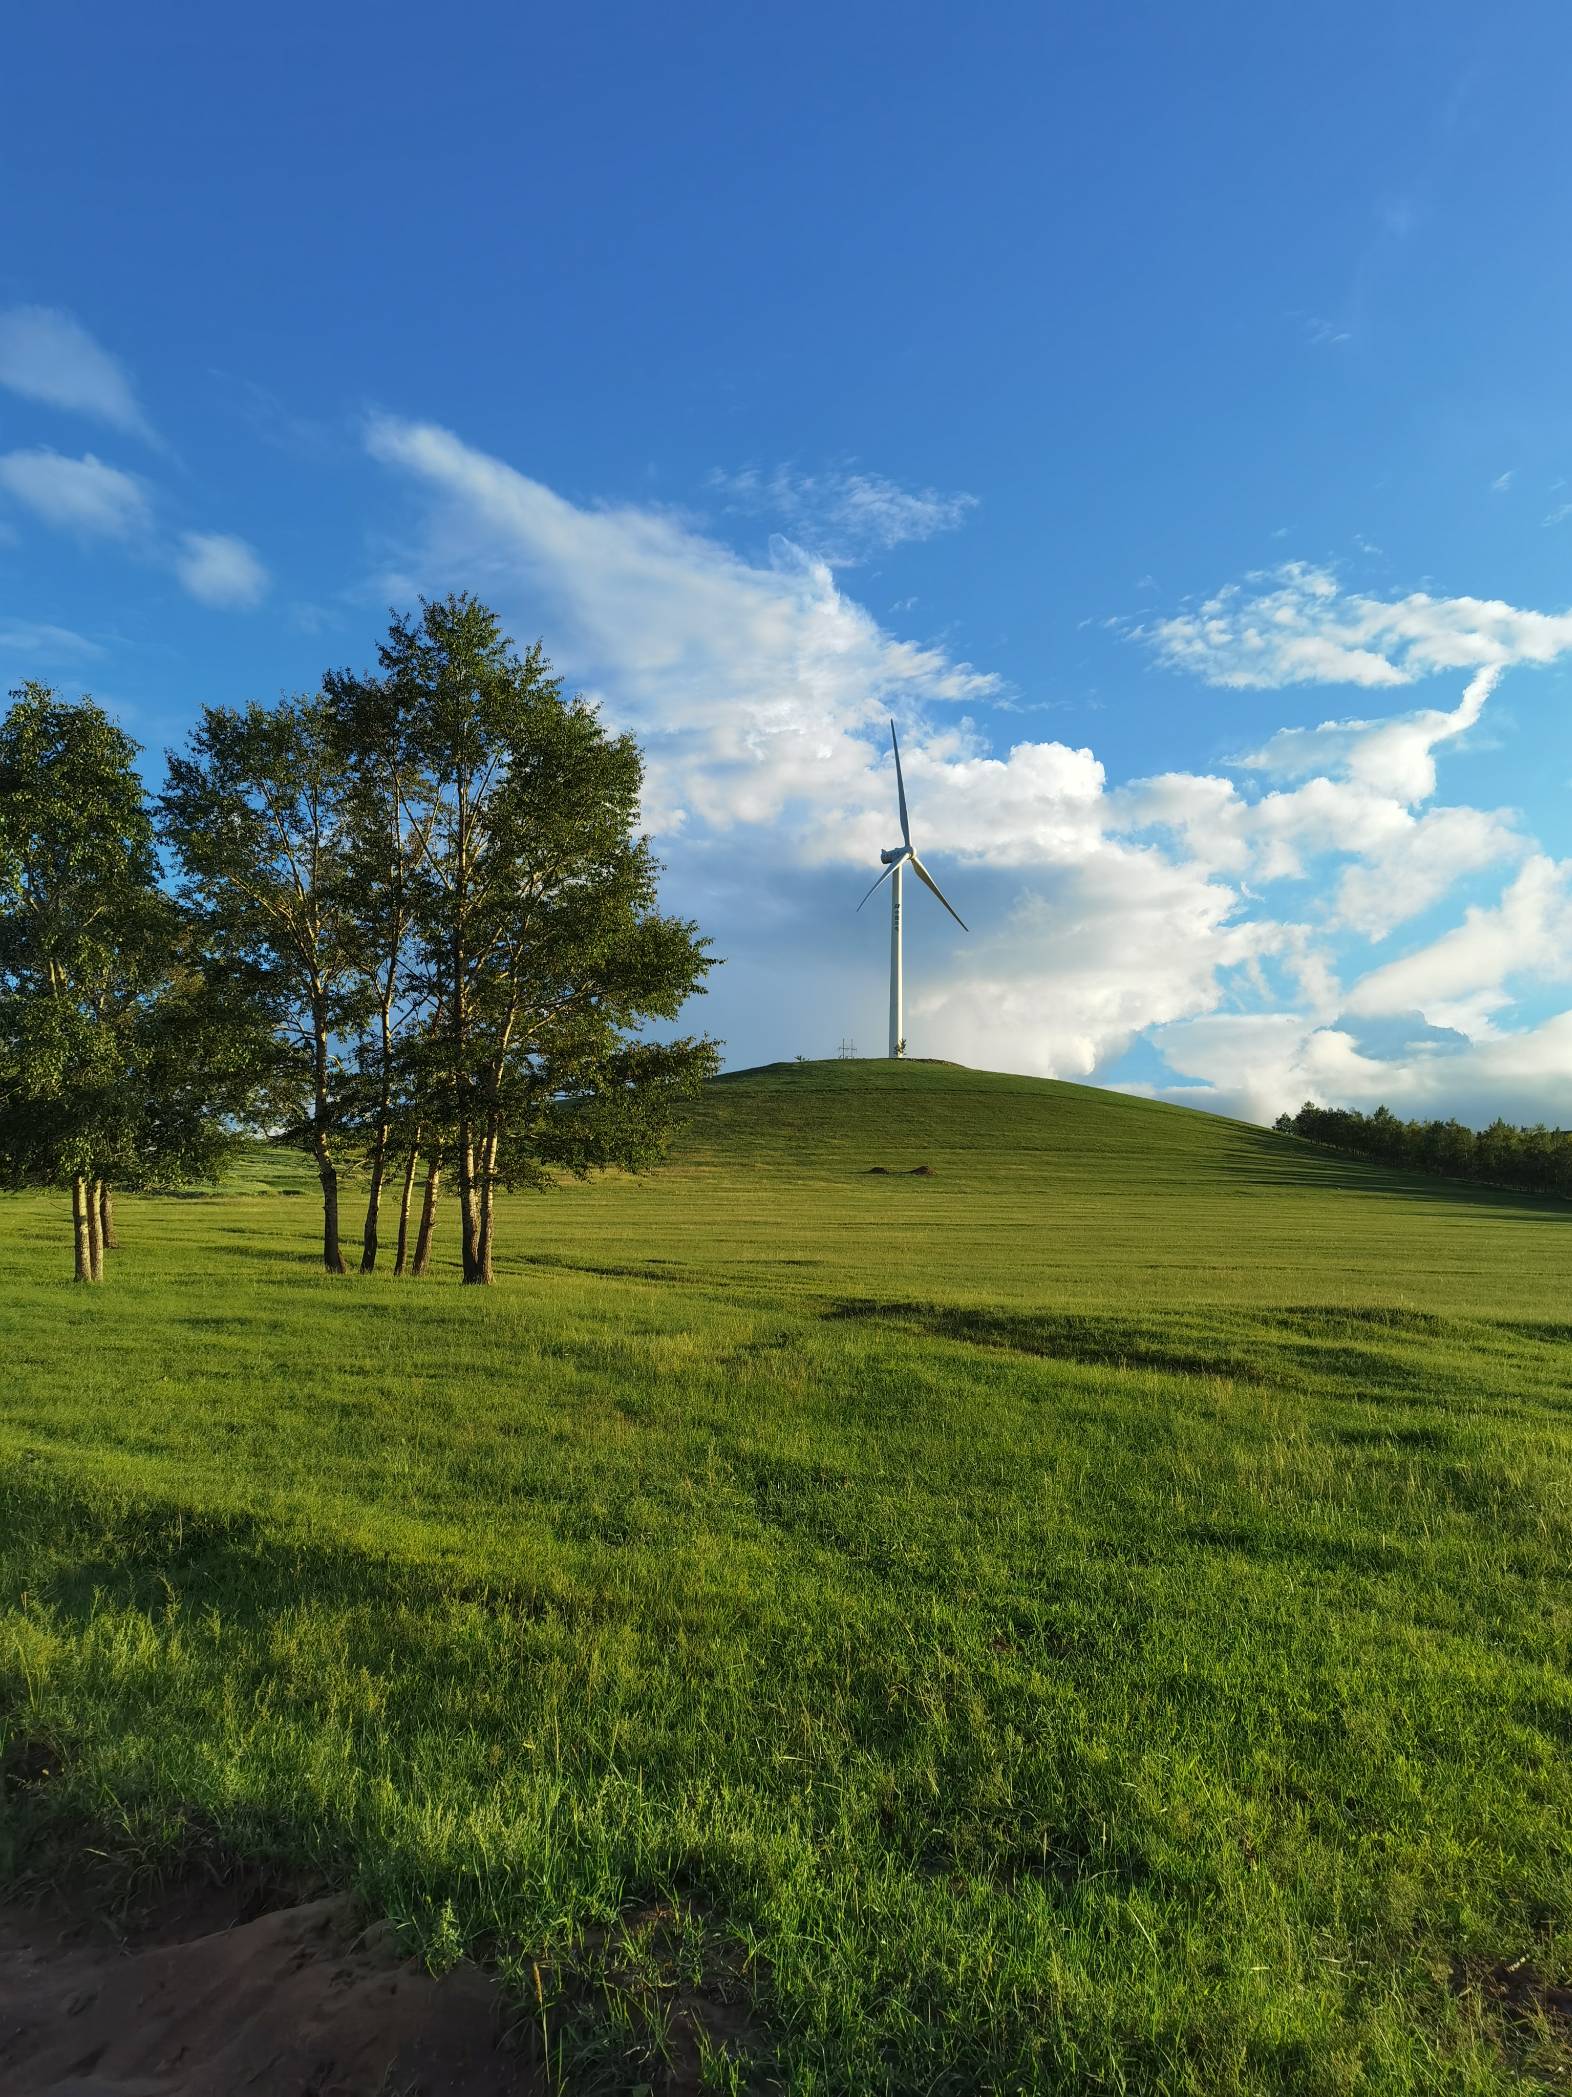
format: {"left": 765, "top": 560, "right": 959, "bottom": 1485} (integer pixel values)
{"left": 857, "top": 720, "right": 968, "bottom": 1059}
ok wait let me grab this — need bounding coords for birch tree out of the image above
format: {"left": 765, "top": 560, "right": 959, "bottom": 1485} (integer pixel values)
{"left": 352, "top": 596, "right": 718, "bottom": 1285}
{"left": 0, "top": 685, "right": 234, "bottom": 1277}
{"left": 161, "top": 698, "right": 364, "bottom": 1273}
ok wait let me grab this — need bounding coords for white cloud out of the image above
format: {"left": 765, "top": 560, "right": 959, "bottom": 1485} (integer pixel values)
{"left": 365, "top": 426, "right": 1572, "bottom": 1122}
{"left": 0, "top": 619, "right": 103, "bottom": 660}
{"left": 915, "top": 850, "right": 1274, "bottom": 1079}
{"left": 0, "top": 446, "right": 267, "bottom": 611}
{"left": 709, "top": 462, "right": 977, "bottom": 559}
{"left": 1492, "top": 470, "right": 1514, "bottom": 494}
{"left": 1235, "top": 665, "right": 1497, "bottom": 801}
{"left": 174, "top": 531, "right": 269, "bottom": 610}
{"left": 1114, "top": 668, "right": 1522, "bottom": 937}
{"left": 365, "top": 415, "right": 997, "bottom": 841}
{"left": 0, "top": 306, "right": 156, "bottom": 443}
{"left": 366, "top": 415, "right": 1273, "bottom": 1080}
{"left": 1140, "top": 563, "right": 1572, "bottom": 691}
{"left": 1330, "top": 804, "right": 1524, "bottom": 940}
{"left": 1343, "top": 856, "right": 1572, "bottom": 1022}
{"left": 1158, "top": 1005, "right": 1572, "bottom": 1130}
{"left": 0, "top": 448, "right": 150, "bottom": 538}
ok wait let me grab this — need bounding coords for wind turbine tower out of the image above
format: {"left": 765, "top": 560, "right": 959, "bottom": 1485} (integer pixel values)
{"left": 857, "top": 721, "right": 968, "bottom": 1058}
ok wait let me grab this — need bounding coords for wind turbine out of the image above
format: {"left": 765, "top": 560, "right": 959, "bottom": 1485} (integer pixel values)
{"left": 857, "top": 721, "right": 967, "bottom": 1059}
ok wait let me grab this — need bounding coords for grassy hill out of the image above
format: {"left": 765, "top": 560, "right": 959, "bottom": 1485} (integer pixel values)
{"left": 3, "top": 1061, "right": 1571, "bottom": 2092}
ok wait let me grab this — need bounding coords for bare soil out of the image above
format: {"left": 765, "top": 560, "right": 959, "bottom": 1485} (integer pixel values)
{"left": 0, "top": 1878, "right": 537, "bottom": 2097}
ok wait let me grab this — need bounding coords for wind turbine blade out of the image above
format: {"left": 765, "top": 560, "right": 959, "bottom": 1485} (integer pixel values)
{"left": 856, "top": 859, "right": 898, "bottom": 912}
{"left": 890, "top": 720, "right": 912, "bottom": 849}
{"left": 909, "top": 853, "right": 968, "bottom": 931}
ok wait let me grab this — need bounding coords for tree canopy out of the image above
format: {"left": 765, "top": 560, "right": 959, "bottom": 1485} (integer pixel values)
{"left": 1, "top": 605, "right": 720, "bottom": 1285}
{"left": 0, "top": 684, "right": 242, "bottom": 1279}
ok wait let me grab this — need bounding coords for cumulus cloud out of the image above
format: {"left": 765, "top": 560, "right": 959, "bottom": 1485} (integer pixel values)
{"left": 1158, "top": 1006, "right": 1572, "bottom": 1130}
{"left": 0, "top": 448, "right": 150, "bottom": 538}
{"left": 1114, "top": 666, "right": 1523, "bottom": 937}
{"left": 1343, "top": 856, "right": 1572, "bottom": 1025}
{"left": 914, "top": 849, "right": 1275, "bottom": 1079}
{"left": 1140, "top": 563, "right": 1572, "bottom": 691}
{"left": 365, "top": 425, "right": 1572, "bottom": 1121}
{"left": 174, "top": 531, "right": 270, "bottom": 609}
{"left": 0, "top": 306, "right": 157, "bottom": 443}
{"left": 1236, "top": 664, "right": 1498, "bottom": 800}
{"left": 708, "top": 462, "right": 977, "bottom": 560}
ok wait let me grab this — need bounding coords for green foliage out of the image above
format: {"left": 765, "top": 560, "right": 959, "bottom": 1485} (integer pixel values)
{"left": 1277, "top": 1098, "right": 1572, "bottom": 1198}
{"left": 0, "top": 684, "right": 241, "bottom": 1226}
{"left": 160, "top": 600, "right": 718, "bottom": 1279}
{"left": 4, "top": 1061, "right": 1571, "bottom": 2090}
{"left": 160, "top": 694, "right": 363, "bottom": 1153}
{"left": 335, "top": 596, "right": 718, "bottom": 1278}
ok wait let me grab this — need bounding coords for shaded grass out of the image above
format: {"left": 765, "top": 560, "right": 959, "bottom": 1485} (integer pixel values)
{"left": 4, "top": 1060, "right": 1572, "bottom": 2091}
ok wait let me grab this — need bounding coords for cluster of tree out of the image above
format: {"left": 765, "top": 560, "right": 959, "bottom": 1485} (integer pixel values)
{"left": 0, "top": 596, "right": 719, "bottom": 1284}
{"left": 1274, "top": 1100, "right": 1572, "bottom": 1198}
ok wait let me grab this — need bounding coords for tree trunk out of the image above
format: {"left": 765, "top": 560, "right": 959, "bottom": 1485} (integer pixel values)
{"left": 469, "top": 1123, "right": 500, "bottom": 1287}
{"left": 360, "top": 1135, "right": 388, "bottom": 1274}
{"left": 392, "top": 1136, "right": 421, "bottom": 1277}
{"left": 71, "top": 1177, "right": 93, "bottom": 1283}
{"left": 317, "top": 1154, "right": 347, "bottom": 1275}
{"left": 458, "top": 1131, "right": 481, "bottom": 1283}
{"left": 310, "top": 997, "right": 346, "bottom": 1274}
{"left": 98, "top": 1183, "right": 117, "bottom": 1251}
{"left": 411, "top": 1156, "right": 442, "bottom": 1277}
{"left": 87, "top": 1178, "right": 105, "bottom": 1283}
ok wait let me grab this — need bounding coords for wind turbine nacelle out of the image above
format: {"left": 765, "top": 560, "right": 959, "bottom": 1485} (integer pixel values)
{"left": 880, "top": 846, "right": 910, "bottom": 865}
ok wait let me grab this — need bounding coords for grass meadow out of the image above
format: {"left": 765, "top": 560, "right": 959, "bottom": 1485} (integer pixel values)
{"left": 4, "top": 1060, "right": 1572, "bottom": 2092}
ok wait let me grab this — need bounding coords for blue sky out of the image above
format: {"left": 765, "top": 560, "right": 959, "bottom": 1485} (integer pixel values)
{"left": 6, "top": 2, "right": 1572, "bottom": 1121}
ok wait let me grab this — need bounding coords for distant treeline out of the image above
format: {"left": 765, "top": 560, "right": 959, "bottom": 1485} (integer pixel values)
{"left": 1275, "top": 1101, "right": 1572, "bottom": 1198}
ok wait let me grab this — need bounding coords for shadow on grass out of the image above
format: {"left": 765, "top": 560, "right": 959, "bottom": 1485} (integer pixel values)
{"left": 824, "top": 1300, "right": 1273, "bottom": 1383}
{"left": 1214, "top": 1130, "right": 1572, "bottom": 1216}
{"left": 822, "top": 1299, "right": 1467, "bottom": 1404}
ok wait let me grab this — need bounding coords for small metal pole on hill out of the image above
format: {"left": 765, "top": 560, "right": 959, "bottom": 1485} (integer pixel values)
{"left": 838, "top": 1037, "right": 859, "bottom": 1059}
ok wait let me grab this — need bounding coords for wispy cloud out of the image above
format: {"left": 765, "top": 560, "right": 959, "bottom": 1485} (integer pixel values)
{"left": 174, "top": 531, "right": 270, "bottom": 610}
{"left": 1136, "top": 562, "right": 1572, "bottom": 690}
{"left": 0, "top": 444, "right": 269, "bottom": 611}
{"left": 0, "top": 618, "right": 104, "bottom": 660}
{"left": 707, "top": 461, "right": 977, "bottom": 561}
{"left": 0, "top": 448, "right": 151, "bottom": 538}
{"left": 364, "top": 419, "right": 1572, "bottom": 1119}
{"left": 1378, "top": 196, "right": 1417, "bottom": 237}
{"left": 1492, "top": 470, "right": 1514, "bottom": 493}
{"left": 1235, "top": 665, "right": 1498, "bottom": 799}
{"left": 0, "top": 306, "right": 158, "bottom": 444}
{"left": 366, "top": 415, "right": 996, "bottom": 841}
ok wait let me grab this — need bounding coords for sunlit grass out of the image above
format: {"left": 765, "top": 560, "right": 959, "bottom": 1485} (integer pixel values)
{"left": 4, "top": 1061, "right": 1572, "bottom": 2091}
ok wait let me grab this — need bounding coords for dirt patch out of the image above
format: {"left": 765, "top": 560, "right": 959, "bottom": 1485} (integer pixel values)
{"left": 1457, "top": 1950, "right": 1572, "bottom": 2026}
{"left": 0, "top": 1884, "right": 535, "bottom": 2096}
{"left": 1452, "top": 1951, "right": 1572, "bottom": 2079}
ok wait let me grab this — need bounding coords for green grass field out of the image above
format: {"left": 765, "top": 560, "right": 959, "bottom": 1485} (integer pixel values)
{"left": 4, "top": 1059, "right": 1572, "bottom": 2092}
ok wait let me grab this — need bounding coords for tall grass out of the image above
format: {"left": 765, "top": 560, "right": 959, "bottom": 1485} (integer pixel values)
{"left": 4, "top": 1062, "right": 1571, "bottom": 2091}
